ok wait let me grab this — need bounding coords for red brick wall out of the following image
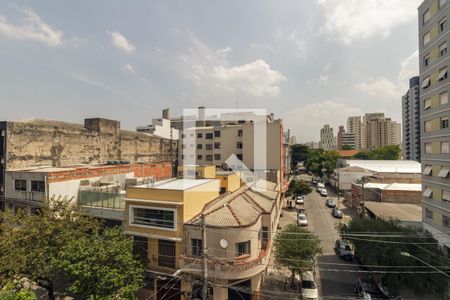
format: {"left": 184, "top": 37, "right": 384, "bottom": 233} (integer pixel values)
{"left": 47, "top": 162, "right": 172, "bottom": 183}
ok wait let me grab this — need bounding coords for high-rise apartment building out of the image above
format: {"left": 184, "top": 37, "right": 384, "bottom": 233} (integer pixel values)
{"left": 402, "top": 76, "right": 421, "bottom": 161}
{"left": 337, "top": 125, "right": 345, "bottom": 150}
{"left": 342, "top": 133, "right": 356, "bottom": 149}
{"left": 391, "top": 121, "right": 402, "bottom": 146}
{"left": 419, "top": 0, "right": 450, "bottom": 254}
{"left": 362, "top": 113, "right": 400, "bottom": 150}
{"left": 347, "top": 116, "right": 363, "bottom": 149}
{"left": 320, "top": 124, "right": 335, "bottom": 151}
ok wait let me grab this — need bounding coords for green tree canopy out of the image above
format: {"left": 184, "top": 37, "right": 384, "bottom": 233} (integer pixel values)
{"left": 340, "top": 218, "right": 449, "bottom": 298}
{"left": 287, "top": 180, "right": 312, "bottom": 197}
{"left": 304, "top": 149, "right": 340, "bottom": 176}
{"left": 0, "top": 283, "right": 37, "bottom": 300}
{"left": 352, "top": 145, "right": 401, "bottom": 160}
{"left": 290, "top": 144, "right": 310, "bottom": 170}
{"left": 56, "top": 227, "right": 144, "bottom": 299}
{"left": 274, "top": 225, "right": 322, "bottom": 285}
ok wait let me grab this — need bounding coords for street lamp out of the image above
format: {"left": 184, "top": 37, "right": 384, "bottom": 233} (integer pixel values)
{"left": 400, "top": 252, "right": 450, "bottom": 278}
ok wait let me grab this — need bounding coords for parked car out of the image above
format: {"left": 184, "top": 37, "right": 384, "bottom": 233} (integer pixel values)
{"left": 353, "top": 278, "right": 397, "bottom": 299}
{"left": 331, "top": 208, "right": 343, "bottom": 219}
{"left": 326, "top": 199, "right": 336, "bottom": 208}
{"left": 335, "top": 239, "right": 353, "bottom": 260}
{"left": 297, "top": 213, "right": 308, "bottom": 226}
{"left": 298, "top": 207, "right": 307, "bottom": 215}
{"left": 320, "top": 189, "right": 328, "bottom": 197}
{"left": 300, "top": 271, "right": 318, "bottom": 300}
{"left": 295, "top": 195, "right": 304, "bottom": 205}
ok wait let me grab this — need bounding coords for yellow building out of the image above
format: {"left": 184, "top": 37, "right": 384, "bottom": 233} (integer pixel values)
{"left": 177, "top": 164, "right": 216, "bottom": 179}
{"left": 124, "top": 178, "right": 220, "bottom": 299}
{"left": 216, "top": 170, "right": 241, "bottom": 194}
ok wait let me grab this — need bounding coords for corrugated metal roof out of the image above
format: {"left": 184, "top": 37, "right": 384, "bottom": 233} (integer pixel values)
{"left": 365, "top": 202, "right": 422, "bottom": 221}
{"left": 344, "top": 160, "right": 421, "bottom": 173}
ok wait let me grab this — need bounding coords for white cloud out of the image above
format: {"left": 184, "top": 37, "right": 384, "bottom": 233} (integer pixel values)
{"left": 108, "top": 31, "right": 136, "bottom": 54}
{"left": 181, "top": 32, "right": 286, "bottom": 97}
{"left": 355, "top": 50, "right": 419, "bottom": 99}
{"left": 250, "top": 43, "right": 274, "bottom": 52}
{"left": 318, "top": 0, "right": 421, "bottom": 44}
{"left": 0, "top": 8, "right": 63, "bottom": 47}
{"left": 284, "top": 100, "right": 363, "bottom": 142}
{"left": 123, "top": 64, "right": 136, "bottom": 75}
{"left": 307, "top": 64, "right": 331, "bottom": 87}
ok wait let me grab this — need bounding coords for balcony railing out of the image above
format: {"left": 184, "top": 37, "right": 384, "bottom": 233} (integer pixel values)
{"left": 78, "top": 190, "right": 125, "bottom": 210}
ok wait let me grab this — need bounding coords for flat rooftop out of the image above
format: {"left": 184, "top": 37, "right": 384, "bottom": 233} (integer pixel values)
{"left": 134, "top": 178, "right": 215, "bottom": 191}
{"left": 365, "top": 202, "right": 422, "bottom": 222}
{"left": 360, "top": 182, "right": 422, "bottom": 191}
{"left": 343, "top": 160, "right": 421, "bottom": 173}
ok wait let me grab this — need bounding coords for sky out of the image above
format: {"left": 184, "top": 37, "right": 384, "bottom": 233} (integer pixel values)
{"left": 0, "top": 0, "right": 422, "bottom": 142}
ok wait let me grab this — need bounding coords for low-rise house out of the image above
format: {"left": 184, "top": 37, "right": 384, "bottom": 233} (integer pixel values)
{"left": 351, "top": 182, "right": 422, "bottom": 207}
{"left": 364, "top": 202, "right": 422, "bottom": 228}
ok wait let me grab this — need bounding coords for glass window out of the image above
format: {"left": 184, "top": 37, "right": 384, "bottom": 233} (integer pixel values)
{"left": 214, "top": 142, "right": 221, "bottom": 149}
{"left": 424, "top": 98, "right": 432, "bottom": 110}
{"left": 192, "top": 239, "right": 202, "bottom": 257}
{"left": 205, "top": 144, "right": 213, "bottom": 150}
{"left": 214, "top": 154, "right": 221, "bottom": 160}
{"left": 423, "top": 9, "right": 431, "bottom": 23}
{"left": 423, "top": 165, "right": 432, "bottom": 175}
{"left": 181, "top": 134, "right": 185, "bottom": 138}
{"left": 31, "top": 180, "right": 45, "bottom": 192}
{"left": 440, "top": 42, "right": 448, "bottom": 56}
{"left": 443, "top": 190, "right": 450, "bottom": 201}
{"left": 237, "top": 154, "right": 243, "bottom": 160}
{"left": 131, "top": 207, "right": 175, "bottom": 229}
{"left": 424, "top": 120, "right": 432, "bottom": 132}
{"left": 237, "top": 142, "right": 243, "bottom": 149}
{"left": 424, "top": 54, "right": 430, "bottom": 67}
{"left": 205, "top": 155, "right": 213, "bottom": 161}
{"left": 14, "top": 179, "right": 27, "bottom": 191}
{"left": 197, "top": 133, "right": 202, "bottom": 138}
{"left": 425, "top": 142, "right": 433, "bottom": 154}
{"left": 441, "top": 142, "right": 449, "bottom": 153}
{"left": 441, "top": 117, "right": 449, "bottom": 129}
{"left": 438, "top": 67, "right": 448, "bottom": 81}
{"left": 425, "top": 208, "right": 433, "bottom": 219}
{"left": 197, "top": 144, "right": 202, "bottom": 149}
{"left": 443, "top": 215, "right": 450, "bottom": 228}
{"left": 197, "top": 155, "right": 203, "bottom": 160}
{"left": 214, "top": 130, "right": 221, "bottom": 137}
{"left": 440, "top": 92, "right": 449, "bottom": 105}
{"left": 440, "top": 18, "right": 447, "bottom": 32}
{"left": 424, "top": 32, "right": 431, "bottom": 45}
{"left": 238, "top": 129, "right": 243, "bottom": 137}
{"left": 205, "top": 133, "right": 213, "bottom": 139}
{"left": 235, "top": 240, "right": 251, "bottom": 257}
{"left": 422, "top": 77, "right": 431, "bottom": 89}
{"left": 158, "top": 240, "right": 176, "bottom": 268}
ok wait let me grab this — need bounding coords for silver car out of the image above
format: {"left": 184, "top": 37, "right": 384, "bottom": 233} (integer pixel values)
{"left": 297, "top": 213, "right": 308, "bottom": 226}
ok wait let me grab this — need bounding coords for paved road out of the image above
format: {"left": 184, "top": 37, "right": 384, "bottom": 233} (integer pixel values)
{"left": 303, "top": 186, "right": 361, "bottom": 300}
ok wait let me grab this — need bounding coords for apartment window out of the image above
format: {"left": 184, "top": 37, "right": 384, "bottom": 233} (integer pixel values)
{"left": 425, "top": 142, "right": 433, "bottom": 154}
{"left": 133, "top": 236, "right": 148, "bottom": 263}
{"left": 440, "top": 0, "right": 447, "bottom": 8}
{"left": 438, "top": 166, "right": 450, "bottom": 178}
{"left": 205, "top": 133, "right": 213, "bottom": 139}
{"left": 237, "top": 129, "right": 243, "bottom": 137}
{"left": 440, "top": 42, "right": 448, "bottom": 57}
{"left": 423, "top": 9, "right": 431, "bottom": 24}
{"left": 424, "top": 120, "right": 432, "bottom": 132}
{"left": 205, "top": 144, "right": 213, "bottom": 150}
{"left": 214, "top": 142, "right": 221, "bottom": 149}
{"left": 440, "top": 92, "right": 449, "bottom": 105}
{"left": 214, "top": 154, "right": 221, "bottom": 160}
{"left": 423, "top": 187, "right": 433, "bottom": 198}
{"left": 235, "top": 240, "right": 251, "bottom": 257}
{"left": 423, "top": 165, "right": 432, "bottom": 176}
{"left": 425, "top": 208, "right": 433, "bottom": 219}
{"left": 197, "top": 144, "right": 203, "bottom": 150}
{"left": 31, "top": 180, "right": 45, "bottom": 192}
{"left": 158, "top": 240, "right": 176, "bottom": 268}
{"left": 197, "top": 133, "right": 203, "bottom": 138}
{"left": 424, "top": 99, "right": 432, "bottom": 110}
{"left": 197, "top": 155, "right": 203, "bottom": 160}
{"left": 443, "top": 190, "right": 450, "bottom": 201}
{"left": 438, "top": 67, "right": 448, "bottom": 81}
{"left": 441, "top": 117, "right": 449, "bottom": 129}
{"left": 424, "top": 54, "right": 431, "bottom": 67}
{"left": 440, "top": 18, "right": 448, "bottom": 32}
{"left": 443, "top": 215, "right": 450, "bottom": 228}
{"left": 237, "top": 142, "right": 243, "bottom": 149}
{"left": 131, "top": 207, "right": 175, "bottom": 229}
{"left": 14, "top": 179, "right": 27, "bottom": 191}
{"left": 191, "top": 239, "right": 202, "bottom": 257}
{"left": 205, "top": 155, "right": 213, "bottom": 162}
{"left": 236, "top": 154, "right": 243, "bottom": 160}
{"left": 214, "top": 130, "right": 221, "bottom": 137}
{"left": 422, "top": 76, "right": 431, "bottom": 89}
{"left": 181, "top": 134, "right": 186, "bottom": 138}
{"left": 424, "top": 31, "right": 431, "bottom": 45}
{"left": 441, "top": 141, "right": 449, "bottom": 153}
{"left": 181, "top": 144, "right": 186, "bottom": 149}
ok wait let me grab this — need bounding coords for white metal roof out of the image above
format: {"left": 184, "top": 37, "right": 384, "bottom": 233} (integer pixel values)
{"left": 357, "top": 182, "right": 422, "bottom": 191}
{"left": 135, "top": 178, "right": 216, "bottom": 191}
{"left": 344, "top": 160, "right": 421, "bottom": 173}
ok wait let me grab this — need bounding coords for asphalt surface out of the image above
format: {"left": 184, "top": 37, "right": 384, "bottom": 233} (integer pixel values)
{"left": 287, "top": 177, "right": 362, "bottom": 299}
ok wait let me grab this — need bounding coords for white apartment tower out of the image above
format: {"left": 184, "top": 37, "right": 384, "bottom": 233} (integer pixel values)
{"left": 320, "top": 124, "right": 335, "bottom": 151}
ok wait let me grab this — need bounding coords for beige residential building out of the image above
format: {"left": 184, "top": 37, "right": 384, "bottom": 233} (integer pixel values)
{"left": 419, "top": 0, "right": 450, "bottom": 254}
{"left": 347, "top": 116, "right": 363, "bottom": 149}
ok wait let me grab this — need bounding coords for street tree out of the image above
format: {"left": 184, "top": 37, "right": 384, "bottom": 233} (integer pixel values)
{"left": 273, "top": 225, "right": 322, "bottom": 286}
{"left": 352, "top": 145, "right": 401, "bottom": 160}
{"left": 340, "top": 217, "right": 449, "bottom": 298}
{"left": 0, "top": 282, "right": 37, "bottom": 300}
{"left": 56, "top": 227, "right": 144, "bottom": 299}
{"left": 290, "top": 144, "right": 310, "bottom": 170}
{"left": 287, "top": 180, "right": 312, "bottom": 197}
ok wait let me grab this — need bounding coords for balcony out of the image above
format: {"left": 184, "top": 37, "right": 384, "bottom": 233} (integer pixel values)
{"left": 78, "top": 188, "right": 125, "bottom": 221}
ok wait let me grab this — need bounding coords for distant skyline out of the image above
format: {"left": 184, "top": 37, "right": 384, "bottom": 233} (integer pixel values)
{"left": 0, "top": 0, "right": 421, "bottom": 142}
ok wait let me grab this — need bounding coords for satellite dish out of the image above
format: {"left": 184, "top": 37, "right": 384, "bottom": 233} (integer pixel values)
{"left": 220, "top": 239, "right": 228, "bottom": 249}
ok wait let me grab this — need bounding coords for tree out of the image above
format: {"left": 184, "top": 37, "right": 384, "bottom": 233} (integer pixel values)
{"left": 304, "top": 149, "right": 340, "bottom": 177}
{"left": 340, "top": 218, "right": 449, "bottom": 298}
{"left": 56, "top": 227, "right": 144, "bottom": 299}
{"left": 273, "top": 225, "right": 322, "bottom": 286}
{"left": 341, "top": 145, "right": 354, "bottom": 150}
{"left": 290, "top": 144, "right": 310, "bottom": 170}
{"left": 287, "top": 180, "right": 312, "bottom": 197}
{"left": 352, "top": 145, "right": 401, "bottom": 160}
{"left": 0, "top": 283, "right": 37, "bottom": 300}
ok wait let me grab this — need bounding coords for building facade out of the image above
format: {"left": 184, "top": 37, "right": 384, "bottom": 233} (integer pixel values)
{"left": 337, "top": 125, "right": 345, "bottom": 150}
{"left": 419, "top": 0, "right": 450, "bottom": 254}
{"left": 320, "top": 124, "right": 335, "bottom": 151}
{"left": 402, "top": 77, "right": 422, "bottom": 161}
{"left": 342, "top": 132, "right": 356, "bottom": 149}
{"left": 347, "top": 116, "right": 363, "bottom": 149}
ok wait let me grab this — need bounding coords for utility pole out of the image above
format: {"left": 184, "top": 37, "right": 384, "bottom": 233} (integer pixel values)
{"left": 361, "top": 177, "right": 366, "bottom": 218}
{"left": 201, "top": 214, "right": 208, "bottom": 300}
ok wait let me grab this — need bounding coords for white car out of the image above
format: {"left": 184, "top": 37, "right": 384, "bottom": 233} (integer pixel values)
{"left": 320, "top": 189, "right": 328, "bottom": 197}
{"left": 295, "top": 196, "right": 304, "bottom": 205}
{"left": 301, "top": 271, "right": 318, "bottom": 300}
{"left": 297, "top": 213, "right": 308, "bottom": 226}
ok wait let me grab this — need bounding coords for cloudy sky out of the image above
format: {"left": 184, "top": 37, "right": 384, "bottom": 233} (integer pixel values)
{"left": 0, "top": 0, "right": 421, "bottom": 142}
